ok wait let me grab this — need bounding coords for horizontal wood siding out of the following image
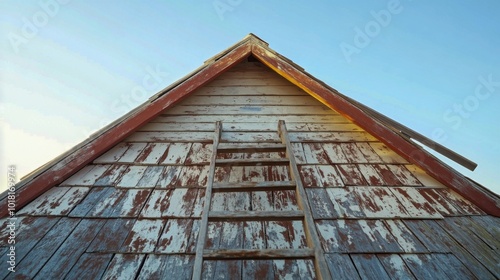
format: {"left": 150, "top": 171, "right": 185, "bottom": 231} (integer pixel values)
{"left": 10, "top": 59, "right": 499, "bottom": 279}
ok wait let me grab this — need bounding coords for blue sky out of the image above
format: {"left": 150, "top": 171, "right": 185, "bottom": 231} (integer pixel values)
{"left": 1, "top": 0, "right": 499, "bottom": 194}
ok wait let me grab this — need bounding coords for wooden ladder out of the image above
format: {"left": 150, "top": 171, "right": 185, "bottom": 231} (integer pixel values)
{"left": 192, "top": 120, "right": 331, "bottom": 280}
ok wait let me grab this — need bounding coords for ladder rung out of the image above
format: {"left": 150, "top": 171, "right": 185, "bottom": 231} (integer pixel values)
{"left": 208, "top": 210, "right": 304, "bottom": 221}
{"left": 213, "top": 181, "right": 296, "bottom": 192}
{"left": 217, "top": 143, "right": 286, "bottom": 153}
{"left": 215, "top": 158, "right": 290, "bottom": 166}
{"left": 203, "top": 248, "right": 315, "bottom": 259}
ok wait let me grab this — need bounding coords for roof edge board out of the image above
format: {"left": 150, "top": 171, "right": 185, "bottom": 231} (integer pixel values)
{"left": 250, "top": 43, "right": 499, "bottom": 216}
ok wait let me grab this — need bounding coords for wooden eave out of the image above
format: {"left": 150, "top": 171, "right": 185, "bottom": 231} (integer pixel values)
{"left": 1, "top": 34, "right": 498, "bottom": 217}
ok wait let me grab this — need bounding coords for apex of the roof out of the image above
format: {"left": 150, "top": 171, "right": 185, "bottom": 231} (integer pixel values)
{"left": 243, "top": 33, "right": 269, "bottom": 46}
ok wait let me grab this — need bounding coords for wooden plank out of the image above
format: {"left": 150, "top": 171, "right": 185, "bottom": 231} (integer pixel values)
{"left": 164, "top": 189, "right": 200, "bottom": 217}
{"left": 371, "top": 164, "right": 402, "bottom": 185}
{"left": 324, "top": 187, "right": 364, "bottom": 218}
{"left": 219, "top": 221, "right": 243, "bottom": 250}
{"left": 18, "top": 186, "right": 89, "bottom": 216}
{"left": 215, "top": 158, "right": 289, "bottom": 166}
{"left": 433, "top": 188, "right": 484, "bottom": 215}
{"left": 315, "top": 165, "right": 344, "bottom": 187}
{"left": 273, "top": 259, "right": 316, "bottom": 279}
{"left": 350, "top": 187, "right": 411, "bottom": 218}
{"left": 138, "top": 255, "right": 194, "bottom": 280}
{"left": 243, "top": 260, "right": 274, "bottom": 279}
{"left": 298, "top": 165, "right": 322, "bottom": 187}
{"left": 180, "top": 95, "right": 321, "bottom": 106}
{"left": 290, "top": 143, "right": 306, "bottom": 164}
{"left": 136, "top": 166, "right": 164, "bottom": 187}
{"left": 217, "top": 143, "right": 286, "bottom": 153}
{"left": 377, "top": 254, "right": 416, "bottom": 280}
{"left": 156, "top": 114, "right": 347, "bottom": 124}
{"left": 251, "top": 191, "right": 274, "bottom": 211}
{"left": 115, "top": 166, "right": 148, "bottom": 187}
{"left": 193, "top": 85, "right": 308, "bottom": 96}
{"left": 369, "top": 143, "right": 409, "bottom": 164}
{"left": 203, "top": 248, "right": 315, "bottom": 259}
{"left": 243, "top": 221, "right": 266, "bottom": 249}
{"left": 60, "top": 164, "right": 110, "bottom": 186}
{"left": 386, "top": 165, "right": 422, "bottom": 186}
{"left": 140, "top": 190, "right": 173, "bottom": 218}
{"left": 340, "top": 143, "right": 369, "bottom": 163}
{"left": 121, "top": 219, "right": 165, "bottom": 253}
{"left": 134, "top": 143, "right": 169, "bottom": 164}
{"left": 161, "top": 143, "right": 192, "bottom": 164}
{"left": 357, "top": 164, "right": 386, "bottom": 186}
{"left": 10, "top": 218, "right": 81, "bottom": 279}
{"left": 209, "top": 210, "right": 304, "bottom": 220}
{"left": 213, "top": 181, "right": 296, "bottom": 192}
{"left": 93, "top": 143, "right": 131, "bottom": 163}
{"left": 355, "top": 143, "right": 383, "bottom": 162}
{"left": 118, "top": 142, "right": 148, "bottom": 163}
{"left": 175, "top": 165, "right": 210, "bottom": 187}
{"left": 125, "top": 131, "right": 212, "bottom": 143}
{"left": 306, "top": 188, "right": 336, "bottom": 219}
{"left": 434, "top": 253, "right": 478, "bottom": 280}
{"left": 357, "top": 220, "right": 403, "bottom": 252}
{"left": 65, "top": 253, "right": 113, "bottom": 279}
{"left": 389, "top": 187, "right": 442, "bottom": 218}
{"left": 274, "top": 190, "right": 299, "bottom": 211}
{"left": 101, "top": 254, "right": 145, "bottom": 279}
{"left": 156, "top": 219, "right": 199, "bottom": 253}
{"left": 436, "top": 218, "right": 500, "bottom": 276}
{"left": 470, "top": 215, "right": 500, "bottom": 239}
{"left": 69, "top": 187, "right": 115, "bottom": 217}
{"left": 87, "top": 189, "right": 151, "bottom": 218}
{"left": 417, "top": 188, "right": 462, "bottom": 216}
{"left": 34, "top": 218, "right": 107, "bottom": 279}
{"left": 324, "top": 254, "right": 360, "bottom": 280}
{"left": 156, "top": 166, "right": 181, "bottom": 188}
{"left": 59, "top": 165, "right": 94, "bottom": 185}
{"left": 405, "top": 164, "right": 445, "bottom": 187}
{"left": 221, "top": 132, "right": 281, "bottom": 142}
{"left": 113, "top": 189, "right": 152, "bottom": 218}
{"left": 192, "top": 121, "right": 221, "bottom": 280}
{"left": 206, "top": 77, "right": 292, "bottom": 86}
{"left": 302, "top": 143, "right": 329, "bottom": 164}
{"left": 383, "top": 220, "right": 428, "bottom": 253}
{"left": 165, "top": 105, "right": 335, "bottom": 115}
{"left": 139, "top": 122, "right": 214, "bottom": 132}
{"left": 350, "top": 254, "right": 391, "bottom": 280}
{"left": 306, "top": 123, "right": 361, "bottom": 131}
{"left": 336, "top": 164, "right": 367, "bottom": 186}
{"left": 185, "top": 143, "right": 213, "bottom": 165}
{"left": 87, "top": 218, "right": 136, "bottom": 252}
{"left": 321, "top": 143, "right": 349, "bottom": 163}
{"left": 401, "top": 254, "right": 452, "bottom": 280}
{"left": 93, "top": 164, "right": 128, "bottom": 186}
{"left": 289, "top": 132, "right": 377, "bottom": 142}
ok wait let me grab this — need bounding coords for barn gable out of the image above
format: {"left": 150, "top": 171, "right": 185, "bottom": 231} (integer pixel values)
{"left": 1, "top": 34, "right": 499, "bottom": 279}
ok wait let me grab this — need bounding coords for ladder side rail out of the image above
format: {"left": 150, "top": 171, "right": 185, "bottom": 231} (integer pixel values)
{"left": 278, "top": 120, "right": 332, "bottom": 280}
{"left": 192, "top": 121, "right": 222, "bottom": 280}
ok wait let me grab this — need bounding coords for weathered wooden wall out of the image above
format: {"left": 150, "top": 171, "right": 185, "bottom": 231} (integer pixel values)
{"left": 1, "top": 60, "right": 498, "bottom": 279}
